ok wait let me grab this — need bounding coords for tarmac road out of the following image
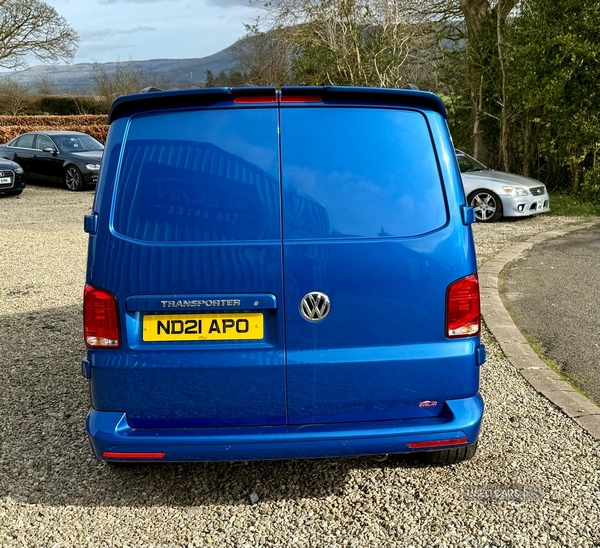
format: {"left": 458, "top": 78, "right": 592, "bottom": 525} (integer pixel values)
{"left": 502, "top": 225, "right": 600, "bottom": 405}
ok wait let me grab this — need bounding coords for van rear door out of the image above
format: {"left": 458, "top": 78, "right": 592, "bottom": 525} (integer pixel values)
{"left": 280, "top": 93, "right": 479, "bottom": 424}
{"left": 89, "top": 97, "right": 287, "bottom": 428}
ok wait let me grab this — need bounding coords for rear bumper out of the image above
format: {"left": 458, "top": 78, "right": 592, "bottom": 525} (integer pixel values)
{"left": 87, "top": 394, "right": 484, "bottom": 462}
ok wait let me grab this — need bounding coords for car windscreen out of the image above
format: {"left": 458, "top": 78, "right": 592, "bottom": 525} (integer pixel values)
{"left": 280, "top": 107, "right": 447, "bottom": 239}
{"left": 58, "top": 134, "right": 104, "bottom": 152}
{"left": 112, "top": 108, "right": 280, "bottom": 243}
{"left": 457, "top": 154, "right": 487, "bottom": 173}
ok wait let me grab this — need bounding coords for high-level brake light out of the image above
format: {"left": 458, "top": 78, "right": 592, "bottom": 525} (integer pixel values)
{"left": 280, "top": 96, "right": 323, "bottom": 103}
{"left": 233, "top": 96, "right": 277, "bottom": 104}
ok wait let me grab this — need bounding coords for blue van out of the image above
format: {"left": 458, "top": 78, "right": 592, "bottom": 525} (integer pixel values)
{"left": 82, "top": 86, "right": 485, "bottom": 464}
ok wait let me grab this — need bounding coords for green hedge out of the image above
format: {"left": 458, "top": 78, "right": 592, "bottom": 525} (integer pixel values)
{"left": 37, "top": 96, "right": 109, "bottom": 116}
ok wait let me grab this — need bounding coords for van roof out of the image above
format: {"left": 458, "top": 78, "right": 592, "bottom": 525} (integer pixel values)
{"left": 109, "top": 86, "right": 448, "bottom": 123}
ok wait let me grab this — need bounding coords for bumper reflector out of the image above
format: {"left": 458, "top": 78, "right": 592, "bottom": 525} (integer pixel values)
{"left": 407, "top": 437, "right": 469, "bottom": 449}
{"left": 103, "top": 452, "right": 166, "bottom": 459}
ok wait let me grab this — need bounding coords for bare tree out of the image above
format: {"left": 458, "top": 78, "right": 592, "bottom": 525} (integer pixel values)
{"left": 34, "top": 73, "right": 56, "bottom": 95}
{"left": 250, "top": 0, "right": 438, "bottom": 88}
{"left": 229, "top": 24, "right": 293, "bottom": 87}
{"left": 0, "top": 0, "right": 78, "bottom": 69}
{"left": 92, "top": 61, "right": 172, "bottom": 104}
{"left": 0, "top": 77, "right": 29, "bottom": 115}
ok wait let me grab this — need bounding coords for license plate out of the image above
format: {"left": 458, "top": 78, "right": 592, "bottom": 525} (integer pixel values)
{"left": 537, "top": 198, "right": 545, "bottom": 210}
{"left": 0, "top": 177, "right": 11, "bottom": 184}
{"left": 143, "top": 312, "right": 264, "bottom": 341}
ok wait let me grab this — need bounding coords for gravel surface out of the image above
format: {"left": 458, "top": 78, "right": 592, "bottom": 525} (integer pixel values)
{"left": 1, "top": 186, "right": 599, "bottom": 548}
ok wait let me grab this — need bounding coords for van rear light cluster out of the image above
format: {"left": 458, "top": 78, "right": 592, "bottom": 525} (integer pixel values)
{"left": 446, "top": 274, "right": 481, "bottom": 338}
{"left": 84, "top": 284, "right": 121, "bottom": 348}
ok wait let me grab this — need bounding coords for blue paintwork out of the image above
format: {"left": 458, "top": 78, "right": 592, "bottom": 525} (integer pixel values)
{"left": 85, "top": 86, "right": 484, "bottom": 461}
{"left": 125, "top": 294, "right": 277, "bottom": 312}
{"left": 83, "top": 214, "right": 98, "bottom": 234}
{"left": 88, "top": 394, "right": 483, "bottom": 461}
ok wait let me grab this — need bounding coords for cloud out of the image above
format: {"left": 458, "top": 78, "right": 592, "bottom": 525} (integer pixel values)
{"left": 204, "top": 0, "right": 253, "bottom": 6}
{"left": 99, "top": 0, "right": 179, "bottom": 4}
{"left": 76, "top": 42, "right": 135, "bottom": 59}
{"left": 82, "top": 26, "right": 157, "bottom": 42}
{"left": 205, "top": 0, "right": 249, "bottom": 6}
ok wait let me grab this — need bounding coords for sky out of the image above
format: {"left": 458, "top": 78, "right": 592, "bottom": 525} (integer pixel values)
{"left": 43, "top": 0, "right": 262, "bottom": 65}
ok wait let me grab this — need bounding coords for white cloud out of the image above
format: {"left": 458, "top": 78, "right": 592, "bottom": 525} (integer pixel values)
{"left": 82, "top": 26, "right": 157, "bottom": 42}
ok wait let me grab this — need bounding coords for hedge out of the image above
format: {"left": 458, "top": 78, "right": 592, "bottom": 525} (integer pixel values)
{"left": 37, "top": 96, "right": 109, "bottom": 116}
{"left": 0, "top": 115, "right": 109, "bottom": 144}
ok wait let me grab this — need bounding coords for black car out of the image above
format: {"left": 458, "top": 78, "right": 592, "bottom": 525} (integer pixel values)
{"left": 0, "top": 157, "right": 25, "bottom": 197}
{"left": 0, "top": 131, "right": 104, "bottom": 191}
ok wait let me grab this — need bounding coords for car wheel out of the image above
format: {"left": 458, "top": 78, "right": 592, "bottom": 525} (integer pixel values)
{"left": 468, "top": 190, "right": 502, "bottom": 222}
{"left": 4, "top": 189, "right": 23, "bottom": 196}
{"left": 420, "top": 441, "right": 478, "bottom": 465}
{"left": 64, "top": 165, "right": 84, "bottom": 191}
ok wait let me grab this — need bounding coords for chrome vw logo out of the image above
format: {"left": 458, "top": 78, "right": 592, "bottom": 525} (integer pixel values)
{"left": 300, "top": 291, "right": 331, "bottom": 322}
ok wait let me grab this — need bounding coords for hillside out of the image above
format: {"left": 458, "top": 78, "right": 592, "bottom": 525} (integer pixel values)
{"left": 0, "top": 44, "right": 238, "bottom": 94}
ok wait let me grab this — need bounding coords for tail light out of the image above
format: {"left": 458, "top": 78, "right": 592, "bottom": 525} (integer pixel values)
{"left": 84, "top": 284, "right": 121, "bottom": 348}
{"left": 446, "top": 274, "right": 481, "bottom": 338}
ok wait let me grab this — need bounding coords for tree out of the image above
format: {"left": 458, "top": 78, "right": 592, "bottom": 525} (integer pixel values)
{"left": 92, "top": 61, "right": 172, "bottom": 104}
{"left": 513, "top": 0, "right": 600, "bottom": 193}
{"left": 34, "top": 73, "right": 56, "bottom": 95}
{"left": 251, "top": 0, "right": 437, "bottom": 88}
{"left": 229, "top": 25, "right": 293, "bottom": 87}
{"left": 0, "top": 77, "right": 29, "bottom": 115}
{"left": 0, "top": 0, "right": 78, "bottom": 69}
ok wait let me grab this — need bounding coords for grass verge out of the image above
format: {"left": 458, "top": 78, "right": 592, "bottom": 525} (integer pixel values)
{"left": 548, "top": 192, "right": 600, "bottom": 216}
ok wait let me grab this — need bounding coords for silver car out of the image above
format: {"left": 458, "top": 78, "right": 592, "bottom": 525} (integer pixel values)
{"left": 457, "top": 150, "right": 550, "bottom": 222}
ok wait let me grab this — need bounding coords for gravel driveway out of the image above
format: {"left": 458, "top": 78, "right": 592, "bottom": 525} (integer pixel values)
{"left": 1, "top": 186, "right": 599, "bottom": 548}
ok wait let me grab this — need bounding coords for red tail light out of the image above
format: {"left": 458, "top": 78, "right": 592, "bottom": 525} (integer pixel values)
{"left": 446, "top": 274, "right": 481, "bottom": 338}
{"left": 84, "top": 284, "right": 121, "bottom": 348}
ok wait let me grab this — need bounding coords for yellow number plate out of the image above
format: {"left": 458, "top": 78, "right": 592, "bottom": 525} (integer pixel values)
{"left": 143, "top": 313, "right": 264, "bottom": 342}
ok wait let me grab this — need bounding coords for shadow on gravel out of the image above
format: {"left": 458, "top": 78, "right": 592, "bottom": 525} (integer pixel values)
{"left": 21, "top": 180, "right": 97, "bottom": 192}
{"left": 0, "top": 306, "right": 427, "bottom": 509}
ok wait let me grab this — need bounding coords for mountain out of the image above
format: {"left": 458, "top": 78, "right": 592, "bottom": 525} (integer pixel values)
{"left": 0, "top": 44, "right": 238, "bottom": 94}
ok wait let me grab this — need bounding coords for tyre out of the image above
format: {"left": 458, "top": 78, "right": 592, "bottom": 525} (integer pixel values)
{"left": 64, "top": 165, "right": 85, "bottom": 191}
{"left": 468, "top": 190, "right": 502, "bottom": 222}
{"left": 4, "top": 189, "right": 23, "bottom": 196}
{"left": 420, "top": 441, "right": 478, "bottom": 465}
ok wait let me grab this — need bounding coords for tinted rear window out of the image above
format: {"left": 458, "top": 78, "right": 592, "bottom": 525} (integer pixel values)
{"left": 280, "top": 107, "right": 446, "bottom": 239}
{"left": 112, "top": 108, "right": 280, "bottom": 242}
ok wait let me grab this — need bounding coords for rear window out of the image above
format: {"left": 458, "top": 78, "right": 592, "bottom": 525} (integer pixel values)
{"left": 280, "top": 107, "right": 446, "bottom": 239}
{"left": 112, "top": 108, "right": 280, "bottom": 242}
